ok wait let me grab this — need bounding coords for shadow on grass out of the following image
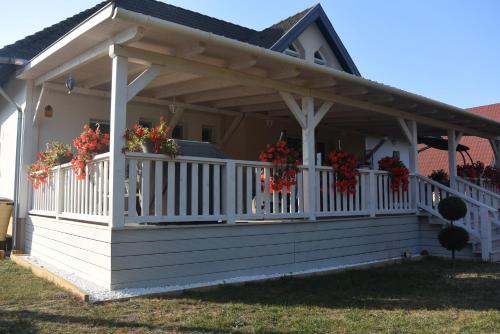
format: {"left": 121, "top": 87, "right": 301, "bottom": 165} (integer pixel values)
{"left": 179, "top": 258, "right": 500, "bottom": 311}
{"left": 0, "top": 309, "right": 282, "bottom": 334}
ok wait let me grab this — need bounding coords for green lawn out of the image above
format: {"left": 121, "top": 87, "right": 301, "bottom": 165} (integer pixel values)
{"left": 1, "top": 258, "right": 500, "bottom": 334}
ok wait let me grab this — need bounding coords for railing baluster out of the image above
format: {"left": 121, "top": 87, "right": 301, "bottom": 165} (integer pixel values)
{"left": 179, "top": 162, "right": 187, "bottom": 216}
{"left": 191, "top": 163, "right": 199, "bottom": 216}
{"left": 128, "top": 160, "right": 137, "bottom": 217}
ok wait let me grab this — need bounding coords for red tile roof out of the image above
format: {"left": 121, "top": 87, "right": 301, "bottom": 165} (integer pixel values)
{"left": 419, "top": 103, "right": 500, "bottom": 176}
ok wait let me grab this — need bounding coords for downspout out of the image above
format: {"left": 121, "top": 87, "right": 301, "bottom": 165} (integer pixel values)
{"left": 0, "top": 56, "right": 28, "bottom": 250}
{"left": 0, "top": 86, "right": 23, "bottom": 250}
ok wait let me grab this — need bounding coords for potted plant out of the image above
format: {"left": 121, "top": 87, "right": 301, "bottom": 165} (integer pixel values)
{"left": 378, "top": 156, "right": 409, "bottom": 192}
{"left": 457, "top": 161, "right": 485, "bottom": 183}
{"left": 259, "top": 140, "right": 300, "bottom": 192}
{"left": 429, "top": 169, "right": 450, "bottom": 187}
{"left": 437, "top": 196, "right": 469, "bottom": 260}
{"left": 71, "top": 124, "right": 110, "bottom": 180}
{"left": 327, "top": 150, "right": 359, "bottom": 194}
{"left": 483, "top": 165, "right": 500, "bottom": 190}
{"left": 27, "top": 142, "right": 72, "bottom": 189}
{"left": 125, "top": 117, "right": 178, "bottom": 156}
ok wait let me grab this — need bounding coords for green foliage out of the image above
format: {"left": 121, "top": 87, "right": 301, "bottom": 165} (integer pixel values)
{"left": 438, "top": 225, "right": 469, "bottom": 260}
{"left": 438, "top": 196, "right": 467, "bottom": 222}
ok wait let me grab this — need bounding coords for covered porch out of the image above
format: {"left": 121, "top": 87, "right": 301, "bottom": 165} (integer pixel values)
{"left": 15, "top": 7, "right": 500, "bottom": 290}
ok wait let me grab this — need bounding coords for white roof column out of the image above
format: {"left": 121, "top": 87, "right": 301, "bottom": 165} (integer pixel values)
{"left": 447, "top": 129, "right": 463, "bottom": 190}
{"left": 397, "top": 118, "right": 419, "bottom": 210}
{"left": 489, "top": 138, "right": 500, "bottom": 169}
{"left": 108, "top": 49, "right": 129, "bottom": 229}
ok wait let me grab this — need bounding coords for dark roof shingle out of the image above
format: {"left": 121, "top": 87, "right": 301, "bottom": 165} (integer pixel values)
{"left": 0, "top": 1, "right": 324, "bottom": 84}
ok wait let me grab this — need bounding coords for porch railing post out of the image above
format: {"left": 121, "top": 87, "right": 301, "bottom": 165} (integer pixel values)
{"left": 108, "top": 51, "right": 128, "bottom": 228}
{"left": 225, "top": 161, "right": 236, "bottom": 224}
{"left": 368, "top": 170, "right": 376, "bottom": 217}
{"left": 55, "top": 166, "right": 64, "bottom": 217}
{"left": 480, "top": 206, "right": 492, "bottom": 262}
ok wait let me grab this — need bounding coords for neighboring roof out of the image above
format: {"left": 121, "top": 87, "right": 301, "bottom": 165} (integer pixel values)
{"left": 0, "top": 0, "right": 359, "bottom": 86}
{"left": 419, "top": 103, "right": 500, "bottom": 176}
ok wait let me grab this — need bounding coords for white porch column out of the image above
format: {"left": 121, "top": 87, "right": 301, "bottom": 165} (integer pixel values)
{"left": 448, "top": 129, "right": 459, "bottom": 189}
{"left": 489, "top": 138, "right": 500, "bottom": 169}
{"left": 109, "top": 53, "right": 128, "bottom": 228}
{"left": 302, "top": 96, "right": 316, "bottom": 220}
{"left": 398, "top": 118, "right": 419, "bottom": 209}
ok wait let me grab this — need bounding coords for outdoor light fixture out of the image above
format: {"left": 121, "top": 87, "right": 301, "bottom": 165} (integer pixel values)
{"left": 265, "top": 118, "right": 274, "bottom": 129}
{"left": 65, "top": 75, "right": 76, "bottom": 94}
{"left": 169, "top": 96, "right": 177, "bottom": 114}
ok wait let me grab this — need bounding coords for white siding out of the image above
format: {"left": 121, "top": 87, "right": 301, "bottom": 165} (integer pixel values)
{"left": 366, "top": 136, "right": 411, "bottom": 168}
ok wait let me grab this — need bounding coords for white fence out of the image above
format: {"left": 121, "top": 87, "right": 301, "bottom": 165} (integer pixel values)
{"left": 416, "top": 175, "right": 500, "bottom": 261}
{"left": 31, "top": 153, "right": 110, "bottom": 224}
{"left": 32, "top": 153, "right": 420, "bottom": 225}
{"left": 457, "top": 177, "right": 500, "bottom": 209}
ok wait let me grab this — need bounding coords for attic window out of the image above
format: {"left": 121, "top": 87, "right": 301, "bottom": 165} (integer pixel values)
{"left": 284, "top": 43, "right": 300, "bottom": 58}
{"left": 314, "top": 50, "right": 326, "bottom": 65}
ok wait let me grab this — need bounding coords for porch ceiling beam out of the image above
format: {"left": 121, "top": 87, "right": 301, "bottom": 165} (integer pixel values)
{"left": 313, "top": 101, "right": 334, "bottom": 128}
{"left": 279, "top": 92, "right": 306, "bottom": 129}
{"left": 34, "top": 26, "right": 145, "bottom": 86}
{"left": 42, "top": 82, "right": 269, "bottom": 120}
{"left": 174, "top": 42, "right": 206, "bottom": 58}
{"left": 147, "top": 72, "right": 200, "bottom": 90}
{"left": 270, "top": 67, "right": 300, "bottom": 80}
{"left": 111, "top": 45, "right": 494, "bottom": 138}
{"left": 221, "top": 113, "right": 245, "bottom": 147}
{"left": 187, "top": 86, "right": 273, "bottom": 104}
{"left": 127, "top": 65, "right": 161, "bottom": 102}
{"left": 212, "top": 93, "right": 280, "bottom": 109}
{"left": 152, "top": 78, "right": 235, "bottom": 99}
{"left": 82, "top": 66, "right": 146, "bottom": 89}
{"left": 239, "top": 102, "right": 285, "bottom": 113}
{"left": 228, "top": 55, "right": 258, "bottom": 70}
{"left": 33, "top": 84, "right": 49, "bottom": 125}
{"left": 397, "top": 118, "right": 414, "bottom": 144}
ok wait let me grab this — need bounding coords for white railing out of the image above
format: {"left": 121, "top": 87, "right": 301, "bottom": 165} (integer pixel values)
{"left": 416, "top": 175, "right": 500, "bottom": 261}
{"left": 457, "top": 177, "right": 500, "bottom": 209}
{"left": 30, "top": 153, "right": 110, "bottom": 224}
{"left": 32, "top": 153, "right": 424, "bottom": 225}
{"left": 234, "top": 161, "right": 306, "bottom": 220}
{"left": 125, "top": 153, "right": 226, "bottom": 224}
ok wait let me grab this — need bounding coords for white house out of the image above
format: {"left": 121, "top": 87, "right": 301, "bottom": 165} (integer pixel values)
{"left": 0, "top": 0, "right": 499, "bottom": 295}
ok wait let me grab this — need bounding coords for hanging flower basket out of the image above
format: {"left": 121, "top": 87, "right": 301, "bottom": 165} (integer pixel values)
{"left": 457, "top": 161, "right": 485, "bottom": 182}
{"left": 125, "top": 117, "right": 178, "bottom": 157}
{"left": 259, "top": 140, "right": 300, "bottom": 192}
{"left": 378, "top": 156, "right": 409, "bottom": 192}
{"left": 71, "top": 124, "right": 110, "bottom": 180}
{"left": 327, "top": 150, "right": 359, "bottom": 194}
{"left": 27, "top": 142, "right": 72, "bottom": 189}
{"left": 483, "top": 166, "right": 500, "bottom": 190}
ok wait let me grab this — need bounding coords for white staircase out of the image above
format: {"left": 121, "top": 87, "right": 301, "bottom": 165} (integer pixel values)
{"left": 415, "top": 175, "right": 500, "bottom": 262}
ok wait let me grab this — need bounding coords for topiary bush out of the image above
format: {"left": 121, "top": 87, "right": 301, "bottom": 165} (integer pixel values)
{"left": 438, "top": 225, "right": 469, "bottom": 260}
{"left": 437, "top": 196, "right": 469, "bottom": 260}
{"left": 438, "top": 196, "right": 467, "bottom": 222}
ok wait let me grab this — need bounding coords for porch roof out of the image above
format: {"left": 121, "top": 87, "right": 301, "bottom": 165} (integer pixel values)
{"left": 17, "top": 5, "right": 500, "bottom": 140}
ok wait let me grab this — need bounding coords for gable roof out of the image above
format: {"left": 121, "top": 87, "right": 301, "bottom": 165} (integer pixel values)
{"left": 0, "top": 0, "right": 359, "bottom": 85}
{"left": 419, "top": 103, "right": 500, "bottom": 176}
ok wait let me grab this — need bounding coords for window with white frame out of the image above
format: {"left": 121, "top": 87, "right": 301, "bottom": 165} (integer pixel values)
{"left": 284, "top": 43, "right": 300, "bottom": 58}
{"left": 314, "top": 50, "right": 327, "bottom": 65}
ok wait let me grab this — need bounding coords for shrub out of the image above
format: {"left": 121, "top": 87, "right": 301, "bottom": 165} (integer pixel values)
{"left": 429, "top": 169, "right": 449, "bottom": 186}
{"left": 437, "top": 196, "right": 469, "bottom": 260}
{"left": 438, "top": 196, "right": 467, "bottom": 222}
{"left": 438, "top": 225, "right": 469, "bottom": 260}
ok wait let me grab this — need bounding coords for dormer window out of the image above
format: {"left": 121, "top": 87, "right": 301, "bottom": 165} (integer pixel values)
{"left": 284, "top": 43, "right": 300, "bottom": 58}
{"left": 314, "top": 50, "right": 326, "bottom": 65}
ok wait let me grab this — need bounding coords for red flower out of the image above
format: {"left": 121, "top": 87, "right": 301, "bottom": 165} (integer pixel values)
{"left": 259, "top": 140, "right": 300, "bottom": 193}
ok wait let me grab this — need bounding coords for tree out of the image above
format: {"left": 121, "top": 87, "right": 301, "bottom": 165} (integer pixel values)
{"left": 437, "top": 197, "right": 469, "bottom": 260}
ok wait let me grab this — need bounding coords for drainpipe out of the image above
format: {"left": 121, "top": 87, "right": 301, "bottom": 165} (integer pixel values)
{"left": 0, "top": 87, "right": 23, "bottom": 250}
{"left": 0, "top": 56, "right": 28, "bottom": 250}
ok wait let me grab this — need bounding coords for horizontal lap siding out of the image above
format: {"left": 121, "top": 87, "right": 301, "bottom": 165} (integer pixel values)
{"left": 418, "top": 217, "right": 478, "bottom": 259}
{"left": 26, "top": 216, "right": 112, "bottom": 288}
{"left": 110, "top": 216, "right": 421, "bottom": 289}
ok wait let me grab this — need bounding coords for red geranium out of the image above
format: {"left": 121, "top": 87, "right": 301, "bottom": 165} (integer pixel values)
{"left": 327, "top": 150, "right": 359, "bottom": 194}
{"left": 483, "top": 165, "right": 500, "bottom": 190}
{"left": 378, "top": 156, "right": 409, "bottom": 192}
{"left": 259, "top": 140, "right": 300, "bottom": 192}
{"left": 71, "top": 124, "right": 110, "bottom": 180}
{"left": 457, "top": 161, "right": 485, "bottom": 180}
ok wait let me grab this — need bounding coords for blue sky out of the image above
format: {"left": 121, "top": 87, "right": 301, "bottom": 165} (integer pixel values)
{"left": 0, "top": 0, "right": 498, "bottom": 108}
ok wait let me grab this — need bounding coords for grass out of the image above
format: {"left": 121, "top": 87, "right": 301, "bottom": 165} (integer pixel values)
{"left": 1, "top": 258, "right": 500, "bottom": 334}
